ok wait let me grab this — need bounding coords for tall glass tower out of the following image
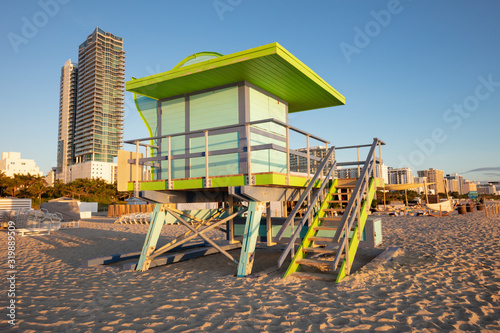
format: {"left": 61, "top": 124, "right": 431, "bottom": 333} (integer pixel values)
{"left": 56, "top": 59, "right": 78, "bottom": 183}
{"left": 74, "top": 27, "right": 125, "bottom": 164}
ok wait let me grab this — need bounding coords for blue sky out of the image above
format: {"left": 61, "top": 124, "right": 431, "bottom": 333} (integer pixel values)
{"left": 1, "top": 0, "right": 499, "bottom": 181}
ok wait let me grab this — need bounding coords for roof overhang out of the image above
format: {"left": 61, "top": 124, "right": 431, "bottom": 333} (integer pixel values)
{"left": 126, "top": 42, "right": 345, "bottom": 113}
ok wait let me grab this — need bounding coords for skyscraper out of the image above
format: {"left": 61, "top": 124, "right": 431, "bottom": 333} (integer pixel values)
{"left": 56, "top": 59, "right": 78, "bottom": 183}
{"left": 74, "top": 27, "right": 125, "bottom": 164}
{"left": 56, "top": 28, "right": 125, "bottom": 183}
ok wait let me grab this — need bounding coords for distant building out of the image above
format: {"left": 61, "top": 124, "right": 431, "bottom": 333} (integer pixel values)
{"left": 56, "top": 27, "right": 125, "bottom": 183}
{"left": 388, "top": 167, "right": 414, "bottom": 185}
{"left": 445, "top": 179, "right": 459, "bottom": 194}
{"left": 413, "top": 176, "right": 427, "bottom": 193}
{"left": 477, "top": 184, "right": 496, "bottom": 195}
{"left": 462, "top": 181, "right": 477, "bottom": 194}
{"left": 336, "top": 163, "right": 388, "bottom": 184}
{"left": 445, "top": 173, "right": 464, "bottom": 195}
{"left": 69, "top": 161, "right": 117, "bottom": 184}
{"left": 0, "top": 152, "right": 43, "bottom": 177}
{"left": 417, "top": 168, "right": 445, "bottom": 194}
{"left": 56, "top": 59, "right": 78, "bottom": 183}
{"left": 289, "top": 146, "right": 334, "bottom": 175}
{"left": 45, "top": 167, "right": 57, "bottom": 186}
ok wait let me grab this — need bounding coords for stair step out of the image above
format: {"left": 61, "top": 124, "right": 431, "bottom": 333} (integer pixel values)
{"left": 337, "top": 185, "right": 356, "bottom": 189}
{"left": 313, "top": 226, "right": 339, "bottom": 231}
{"left": 318, "top": 217, "right": 343, "bottom": 224}
{"left": 324, "top": 208, "right": 345, "bottom": 212}
{"left": 296, "top": 258, "right": 332, "bottom": 267}
{"left": 289, "top": 272, "right": 336, "bottom": 282}
{"left": 327, "top": 200, "right": 349, "bottom": 203}
{"left": 308, "top": 236, "right": 335, "bottom": 242}
{"left": 302, "top": 247, "right": 336, "bottom": 254}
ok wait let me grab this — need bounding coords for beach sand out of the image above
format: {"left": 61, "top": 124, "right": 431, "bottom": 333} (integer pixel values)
{"left": 2, "top": 210, "right": 500, "bottom": 332}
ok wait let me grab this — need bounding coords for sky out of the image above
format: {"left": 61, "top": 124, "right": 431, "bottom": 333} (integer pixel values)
{"left": 1, "top": 0, "right": 499, "bottom": 182}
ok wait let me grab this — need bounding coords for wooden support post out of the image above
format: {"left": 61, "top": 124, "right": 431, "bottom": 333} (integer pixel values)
{"left": 237, "top": 201, "right": 265, "bottom": 277}
{"left": 266, "top": 202, "right": 275, "bottom": 246}
{"left": 383, "top": 185, "right": 387, "bottom": 211}
{"left": 136, "top": 204, "right": 166, "bottom": 271}
{"left": 228, "top": 196, "right": 236, "bottom": 244}
{"left": 424, "top": 181, "right": 429, "bottom": 204}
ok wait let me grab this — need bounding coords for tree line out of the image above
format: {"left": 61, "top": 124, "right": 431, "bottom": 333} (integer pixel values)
{"left": 0, "top": 172, "right": 131, "bottom": 208}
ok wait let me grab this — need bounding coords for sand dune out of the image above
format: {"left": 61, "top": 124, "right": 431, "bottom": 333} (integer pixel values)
{"left": 1, "top": 211, "right": 499, "bottom": 332}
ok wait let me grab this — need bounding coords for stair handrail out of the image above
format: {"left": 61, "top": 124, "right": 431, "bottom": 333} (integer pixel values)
{"left": 332, "top": 138, "right": 382, "bottom": 269}
{"left": 275, "top": 146, "right": 336, "bottom": 241}
{"left": 277, "top": 159, "right": 337, "bottom": 269}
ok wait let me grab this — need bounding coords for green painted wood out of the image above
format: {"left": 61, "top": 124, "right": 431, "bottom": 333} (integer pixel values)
{"left": 189, "top": 86, "right": 238, "bottom": 131}
{"left": 134, "top": 173, "right": 323, "bottom": 191}
{"left": 283, "top": 179, "right": 338, "bottom": 278}
{"left": 161, "top": 97, "right": 186, "bottom": 179}
{"left": 237, "top": 201, "right": 265, "bottom": 277}
{"left": 189, "top": 132, "right": 240, "bottom": 177}
{"left": 127, "top": 42, "right": 345, "bottom": 113}
{"left": 335, "top": 177, "right": 376, "bottom": 283}
{"left": 136, "top": 204, "right": 166, "bottom": 271}
{"left": 248, "top": 86, "right": 287, "bottom": 173}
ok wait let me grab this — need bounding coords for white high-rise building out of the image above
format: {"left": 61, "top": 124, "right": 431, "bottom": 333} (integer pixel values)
{"left": 388, "top": 167, "right": 414, "bottom": 184}
{"left": 0, "top": 152, "right": 43, "bottom": 177}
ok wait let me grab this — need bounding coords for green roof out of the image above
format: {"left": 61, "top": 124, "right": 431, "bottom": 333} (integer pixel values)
{"left": 126, "top": 42, "right": 345, "bottom": 113}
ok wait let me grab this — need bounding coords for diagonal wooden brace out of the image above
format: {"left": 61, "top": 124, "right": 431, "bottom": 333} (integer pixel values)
{"left": 165, "top": 208, "right": 239, "bottom": 265}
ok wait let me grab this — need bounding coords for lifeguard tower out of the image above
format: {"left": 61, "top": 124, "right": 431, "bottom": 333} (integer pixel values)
{"left": 119, "top": 42, "right": 385, "bottom": 282}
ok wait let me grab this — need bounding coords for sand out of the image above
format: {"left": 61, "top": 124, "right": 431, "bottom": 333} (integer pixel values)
{"left": 2, "top": 209, "right": 500, "bottom": 332}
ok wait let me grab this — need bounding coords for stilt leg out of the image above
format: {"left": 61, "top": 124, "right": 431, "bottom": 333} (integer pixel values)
{"left": 237, "top": 201, "right": 265, "bottom": 277}
{"left": 136, "top": 203, "right": 166, "bottom": 271}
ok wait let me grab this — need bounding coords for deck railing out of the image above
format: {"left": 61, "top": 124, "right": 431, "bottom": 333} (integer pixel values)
{"left": 124, "top": 118, "right": 331, "bottom": 194}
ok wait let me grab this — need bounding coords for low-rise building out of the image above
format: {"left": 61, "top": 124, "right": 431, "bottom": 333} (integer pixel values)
{"left": 69, "top": 161, "right": 117, "bottom": 184}
{"left": 0, "top": 152, "right": 43, "bottom": 177}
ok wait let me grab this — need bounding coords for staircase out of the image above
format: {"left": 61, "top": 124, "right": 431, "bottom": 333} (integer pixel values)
{"left": 277, "top": 138, "right": 383, "bottom": 283}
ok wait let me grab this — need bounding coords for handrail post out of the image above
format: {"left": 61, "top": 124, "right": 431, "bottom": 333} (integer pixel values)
{"left": 167, "top": 136, "right": 172, "bottom": 189}
{"left": 372, "top": 148, "right": 376, "bottom": 179}
{"left": 246, "top": 124, "right": 252, "bottom": 185}
{"left": 286, "top": 126, "right": 290, "bottom": 186}
{"left": 306, "top": 135, "right": 312, "bottom": 226}
{"left": 357, "top": 147, "right": 360, "bottom": 178}
{"left": 306, "top": 135, "right": 310, "bottom": 179}
{"left": 378, "top": 140, "right": 382, "bottom": 182}
{"left": 134, "top": 141, "right": 139, "bottom": 198}
{"left": 204, "top": 130, "right": 210, "bottom": 188}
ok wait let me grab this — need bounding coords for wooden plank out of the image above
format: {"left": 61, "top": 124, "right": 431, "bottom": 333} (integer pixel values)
{"left": 308, "top": 236, "right": 335, "bottom": 242}
{"left": 296, "top": 258, "right": 332, "bottom": 267}
{"left": 237, "top": 201, "right": 265, "bottom": 277}
{"left": 289, "top": 272, "right": 336, "bottom": 282}
{"left": 302, "top": 247, "right": 336, "bottom": 254}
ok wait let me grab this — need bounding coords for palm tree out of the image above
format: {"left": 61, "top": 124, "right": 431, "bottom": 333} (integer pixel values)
{"left": 27, "top": 176, "right": 49, "bottom": 204}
